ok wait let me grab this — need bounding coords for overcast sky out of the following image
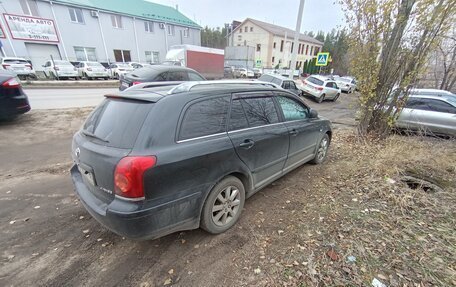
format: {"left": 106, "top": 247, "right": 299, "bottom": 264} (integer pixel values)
{"left": 151, "top": 0, "right": 345, "bottom": 33}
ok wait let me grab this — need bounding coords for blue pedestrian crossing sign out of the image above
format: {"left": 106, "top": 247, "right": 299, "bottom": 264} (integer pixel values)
{"left": 316, "top": 52, "right": 330, "bottom": 66}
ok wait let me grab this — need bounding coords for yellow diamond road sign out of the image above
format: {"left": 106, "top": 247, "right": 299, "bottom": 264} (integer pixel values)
{"left": 316, "top": 52, "right": 329, "bottom": 66}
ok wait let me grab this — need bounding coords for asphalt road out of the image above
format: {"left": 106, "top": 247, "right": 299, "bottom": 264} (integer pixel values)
{"left": 24, "top": 88, "right": 118, "bottom": 109}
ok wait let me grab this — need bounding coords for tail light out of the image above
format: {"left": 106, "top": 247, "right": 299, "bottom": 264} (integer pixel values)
{"left": 54, "top": 66, "right": 60, "bottom": 71}
{"left": 87, "top": 68, "right": 92, "bottom": 71}
{"left": 114, "top": 156, "right": 156, "bottom": 200}
{"left": 2, "top": 78, "right": 21, "bottom": 88}
{"left": 132, "top": 81, "right": 142, "bottom": 85}
{"left": 2, "top": 64, "right": 11, "bottom": 69}
{"left": 316, "top": 87, "right": 323, "bottom": 91}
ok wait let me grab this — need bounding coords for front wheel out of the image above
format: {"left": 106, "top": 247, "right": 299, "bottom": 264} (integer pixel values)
{"left": 333, "top": 93, "right": 340, "bottom": 102}
{"left": 310, "top": 134, "right": 330, "bottom": 164}
{"left": 200, "top": 176, "right": 245, "bottom": 234}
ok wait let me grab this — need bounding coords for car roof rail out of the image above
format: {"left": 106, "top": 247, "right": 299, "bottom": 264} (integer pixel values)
{"left": 167, "top": 80, "right": 281, "bottom": 94}
{"left": 123, "top": 81, "right": 185, "bottom": 92}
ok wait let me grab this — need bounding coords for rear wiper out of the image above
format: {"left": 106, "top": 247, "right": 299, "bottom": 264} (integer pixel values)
{"left": 81, "top": 130, "right": 109, "bottom": 143}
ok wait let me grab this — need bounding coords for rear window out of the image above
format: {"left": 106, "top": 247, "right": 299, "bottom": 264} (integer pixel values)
{"left": 83, "top": 98, "right": 152, "bottom": 148}
{"left": 4, "top": 59, "right": 28, "bottom": 64}
{"left": 179, "top": 96, "right": 230, "bottom": 141}
{"left": 129, "top": 67, "right": 156, "bottom": 79}
{"left": 306, "top": 77, "right": 324, "bottom": 86}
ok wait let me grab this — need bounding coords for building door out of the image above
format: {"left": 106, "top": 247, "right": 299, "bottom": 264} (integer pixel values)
{"left": 25, "top": 43, "right": 61, "bottom": 71}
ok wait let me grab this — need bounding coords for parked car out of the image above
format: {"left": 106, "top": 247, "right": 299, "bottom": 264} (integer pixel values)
{"left": 0, "top": 70, "right": 31, "bottom": 120}
{"left": 71, "top": 81, "right": 332, "bottom": 240}
{"left": 333, "top": 76, "right": 356, "bottom": 93}
{"left": 258, "top": 74, "right": 302, "bottom": 96}
{"left": 253, "top": 68, "right": 263, "bottom": 78}
{"left": 0, "top": 57, "right": 36, "bottom": 80}
{"left": 224, "top": 66, "right": 234, "bottom": 79}
{"left": 395, "top": 94, "right": 456, "bottom": 137}
{"left": 406, "top": 88, "right": 455, "bottom": 98}
{"left": 301, "top": 75, "right": 341, "bottom": 103}
{"left": 234, "top": 68, "right": 254, "bottom": 78}
{"left": 119, "top": 65, "right": 206, "bottom": 91}
{"left": 76, "top": 61, "right": 109, "bottom": 80}
{"left": 108, "top": 63, "right": 134, "bottom": 79}
{"left": 127, "top": 62, "right": 152, "bottom": 69}
{"left": 43, "top": 60, "right": 79, "bottom": 80}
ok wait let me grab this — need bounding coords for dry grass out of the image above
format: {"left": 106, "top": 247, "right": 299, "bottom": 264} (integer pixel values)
{"left": 232, "top": 129, "right": 456, "bottom": 286}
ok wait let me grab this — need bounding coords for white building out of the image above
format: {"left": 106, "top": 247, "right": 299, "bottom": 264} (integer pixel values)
{"left": 229, "top": 18, "right": 323, "bottom": 69}
{"left": 0, "top": 0, "right": 201, "bottom": 70}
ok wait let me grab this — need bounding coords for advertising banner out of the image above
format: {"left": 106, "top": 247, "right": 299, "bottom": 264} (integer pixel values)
{"left": 3, "top": 13, "right": 59, "bottom": 42}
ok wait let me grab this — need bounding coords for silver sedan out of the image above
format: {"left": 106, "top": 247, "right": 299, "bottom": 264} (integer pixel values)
{"left": 395, "top": 94, "right": 456, "bottom": 137}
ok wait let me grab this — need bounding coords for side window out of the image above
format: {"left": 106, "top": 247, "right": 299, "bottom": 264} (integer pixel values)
{"left": 282, "top": 81, "right": 290, "bottom": 89}
{"left": 229, "top": 99, "right": 249, "bottom": 131}
{"left": 154, "top": 72, "right": 168, "bottom": 81}
{"left": 238, "top": 95, "right": 279, "bottom": 127}
{"left": 289, "top": 81, "right": 298, "bottom": 90}
{"left": 168, "top": 71, "right": 188, "bottom": 81}
{"left": 325, "top": 82, "right": 332, "bottom": 88}
{"left": 277, "top": 96, "right": 308, "bottom": 121}
{"left": 179, "top": 96, "right": 230, "bottom": 140}
{"left": 424, "top": 99, "right": 456, "bottom": 114}
{"left": 188, "top": 72, "right": 205, "bottom": 81}
{"left": 271, "top": 78, "right": 282, "bottom": 86}
{"left": 333, "top": 82, "right": 338, "bottom": 89}
{"left": 405, "top": 98, "right": 424, "bottom": 109}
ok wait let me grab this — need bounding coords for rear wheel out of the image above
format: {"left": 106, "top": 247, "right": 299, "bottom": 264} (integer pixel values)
{"left": 201, "top": 176, "right": 245, "bottom": 234}
{"left": 317, "top": 94, "right": 325, "bottom": 103}
{"left": 310, "top": 134, "right": 330, "bottom": 164}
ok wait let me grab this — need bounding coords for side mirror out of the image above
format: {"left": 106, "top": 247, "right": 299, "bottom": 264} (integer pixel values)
{"left": 309, "top": 109, "right": 318, "bottom": 118}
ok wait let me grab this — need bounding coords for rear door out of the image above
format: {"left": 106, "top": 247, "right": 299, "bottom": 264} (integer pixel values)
{"left": 275, "top": 94, "right": 320, "bottom": 172}
{"left": 227, "top": 92, "right": 289, "bottom": 189}
{"left": 72, "top": 98, "right": 153, "bottom": 203}
{"left": 413, "top": 98, "right": 456, "bottom": 135}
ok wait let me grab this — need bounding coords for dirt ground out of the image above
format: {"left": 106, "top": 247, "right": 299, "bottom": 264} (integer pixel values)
{"left": 1, "top": 93, "right": 455, "bottom": 286}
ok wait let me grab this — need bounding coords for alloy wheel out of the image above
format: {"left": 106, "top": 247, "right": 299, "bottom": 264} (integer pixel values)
{"left": 317, "top": 137, "right": 329, "bottom": 161}
{"left": 211, "top": 186, "right": 241, "bottom": 227}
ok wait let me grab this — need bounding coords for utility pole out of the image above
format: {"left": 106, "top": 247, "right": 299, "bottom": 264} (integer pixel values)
{"left": 289, "top": 0, "right": 305, "bottom": 78}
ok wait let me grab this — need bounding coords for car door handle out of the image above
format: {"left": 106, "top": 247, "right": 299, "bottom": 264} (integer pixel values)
{"left": 289, "top": 129, "right": 298, "bottom": 136}
{"left": 239, "top": 139, "right": 255, "bottom": 149}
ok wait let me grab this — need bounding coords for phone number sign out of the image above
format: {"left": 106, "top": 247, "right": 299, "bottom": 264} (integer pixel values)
{"left": 3, "top": 13, "right": 59, "bottom": 42}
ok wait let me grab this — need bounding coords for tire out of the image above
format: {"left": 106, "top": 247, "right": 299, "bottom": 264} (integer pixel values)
{"left": 310, "top": 134, "right": 330, "bottom": 164}
{"left": 333, "top": 93, "right": 340, "bottom": 102}
{"left": 200, "top": 176, "right": 245, "bottom": 234}
{"left": 317, "top": 94, "right": 325, "bottom": 103}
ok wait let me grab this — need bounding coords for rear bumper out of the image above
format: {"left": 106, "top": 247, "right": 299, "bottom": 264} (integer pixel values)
{"left": 302, "top": 88, "right": 323, "bottom": 99}
{"left": 0, "top": 97, "right": 31, "bottom": 118}
{"left": 71, "top": 165, "right": 201, "bottom": 240}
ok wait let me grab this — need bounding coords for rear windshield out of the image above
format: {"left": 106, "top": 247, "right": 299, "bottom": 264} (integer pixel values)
{"left": 87, "top": 62, "right": 103, "bottom": 67}
{"left": 54, "top": 60, "right": 73, "bottom": 66}
{"left": 82, "top": 98, "right": 152, "bottom": 148}
{"left": 306, "top": 77, "right": 324, "bottom": 86}
{"left": 129, "top": 67, "right": 156, "bottom": 78}
{"left": 4, "top": 59, "right": 28, "bottom": 64}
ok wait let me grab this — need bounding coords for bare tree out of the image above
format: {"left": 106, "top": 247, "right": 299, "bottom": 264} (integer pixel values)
{"left": 341, "top": 0, "right": 456, "bottom": 138}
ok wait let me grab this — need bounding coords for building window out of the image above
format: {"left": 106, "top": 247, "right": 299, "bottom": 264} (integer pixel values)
{"left": 183, "top": 28, "right": 190, "bottom": 37}
{"left": 239, "top": 28, "right": 242, "bottom": 33}
{"left": 298, "top": 44, "right": 302, "bottom": 54}
{"left": 244, "top": 26, "right": 248, "bottom": 32}
{"left": 314, "top": 47, "right": 320, "bottom": 55}
{"left": 111, "top": 15, "right": 123, "bottom": 28}
{"left": 272, "top": 56, "right": 275, "bottom": 63}
{"left": 113, "top": 49, "right": 131, "bottom": 62}
{"left": 250, "top": 27, "right": 253, "bottom": 32}
{"left": 310, "top": 46, "right": 314, "bottom": 56}
{"left": 280, "top": 40, "right": 284, "bottom": 52}
{"left": 145, "top": 51, "right": 160, "bottom": 63}
{"left": 167, "top": 25, "right": 175, "bottom": 36}
{"left": 19, "top": 0, "right": 39, "bottom": 16}
{"left": 74, "top": 47, "right": 97, "bottom": 61}
{"left": 238, "top": 35, "right": 242, "bottom": 41}
{"left": 144, "top": 21, "right": 154, "bottom": 33}
{"left": 273, "top": 42, "right": 276, "bottom": 49}
{"left": 69, "top": 8, "right": 84, "bottom": 24}
{"left": 291, "top": 42, "right": 294, "bottom": 53}
{"left": 305, "top": 45, "right": 309, "bottom": 55}
{"left": 256, "top": 44, "right": 261, "bottom": 52}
